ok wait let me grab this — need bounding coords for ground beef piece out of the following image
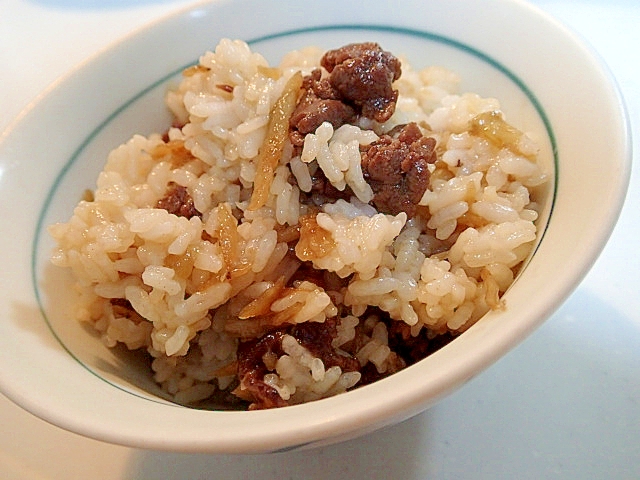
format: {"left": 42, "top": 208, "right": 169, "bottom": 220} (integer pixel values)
{"left": 321, "top": 42, "right": 402, "bottom": 123}
{"left": 289, "top": 69, "right": 356, "bottom": 146}
{"left": 361, "top": 122, "right": 437, "bottom": 217}
{"left": 156, "top": 182, "right": 201, "bottom": 219}
{"left": 290, "top": 319, "right": 360, "bottom": 373}
{"left": 307, "top": 164, "right": 354, "bottom": 204}
{"left": 357, "top": 350, "right": 407, "bottom": 386}
{"left": 293, "top": 98, "right": 354, "bottom": 136}
{"left": 235, "top": 319, "right": 359, "bottom": 409}
{"left": 236, "top": 331, "right": 289, "bottom": 410}
{"left": 289, "top": 43, "right": 402, "bottom": 146}
{"left": 289, "top": 159, "right": 355, "bottom": 206}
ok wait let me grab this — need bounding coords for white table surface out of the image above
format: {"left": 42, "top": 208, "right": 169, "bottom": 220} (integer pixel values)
{"left": 1, "top": 1, "right": 638, "bottom": 478}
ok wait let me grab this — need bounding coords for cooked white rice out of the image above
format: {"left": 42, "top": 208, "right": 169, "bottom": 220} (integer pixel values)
{"left": 49, "top": 38, "right": 548, "bottom": 409}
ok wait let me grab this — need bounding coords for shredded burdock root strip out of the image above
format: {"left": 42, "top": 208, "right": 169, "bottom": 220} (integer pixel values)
{"left": 226, "top": 278, "right": 331, "bottom": 340}
{"left": 469, "top": 110, "right": 529, "bottom": 157}
{"left": 248, "top": 71, "right": 303, "bottom": 211}
{"left": 480, "top": 267, "right": 505, "bottom": 310}
{"left": 150, "top": 139, "right": 196, "bottom": 167}
{"left": 238, "top": 277, "right": 287, "bottom": 319}
{"left": 217, "top": 203, "right": 251, "bottom": 278}
{"left": 294, "top": 214, "right": 336, "bottom": 261}
{"left": 182, "top": 64, "right": 209, "bottom": 77}
{"left": 227, "top": 278, "right": 299, "bottom": 340}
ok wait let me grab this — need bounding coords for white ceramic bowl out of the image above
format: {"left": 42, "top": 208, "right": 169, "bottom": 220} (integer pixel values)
{"left": 0, "top": 0, "right": 630, "bottom": 453}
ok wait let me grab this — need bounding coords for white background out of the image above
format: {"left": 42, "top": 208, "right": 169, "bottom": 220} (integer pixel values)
{"left": 1, "top": 0, "right": 638, "bottom": 478}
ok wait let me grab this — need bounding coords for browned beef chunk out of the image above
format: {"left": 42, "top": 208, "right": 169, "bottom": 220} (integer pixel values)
{"left": 290, "top": 319, "right": 360, "bottom": 373}
{"left": 287, "top": 157, "right": 355, "bottom": 206}
{"left": 289, "top": 69, "right": 356, "bottom": 146}
{"left": 235, "top": 320, "right": 359, "bottom": 409}
{"left": 361, "top": 122, "right": 437, "bottom": 217}
{"left": 236, "top": 331, "right": 289, "bottom": 410}
{"left": 156, "top": 182, "right": 201, "bottom": 219}
{"left": 321, "top": 42, "right": 401, "bottom": 123}
{"left": 307, "top": 164, "right": 354, "bottom": 204}
{"left": 291, "top": 98, "right": 355, "bottom": 138}
{"left": 289, "top": 43, "right": 401, "bottom": 146}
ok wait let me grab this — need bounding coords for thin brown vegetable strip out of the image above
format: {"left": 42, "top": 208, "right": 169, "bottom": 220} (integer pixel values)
{"left": 217, "top": 203, "right": 250, "bottom": 278}
{"left": 248, "top": 71, "right": 303, "bottom": 210}
{"left": 469, "top": 110, "right": 528, "bottom": 156}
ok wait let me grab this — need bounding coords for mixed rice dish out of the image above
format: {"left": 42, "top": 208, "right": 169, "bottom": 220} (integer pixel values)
{"left": 49, "top": 40, "right": 548, "bottom": 409}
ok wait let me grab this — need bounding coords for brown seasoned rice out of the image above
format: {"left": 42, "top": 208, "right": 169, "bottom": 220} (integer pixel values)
{"left": 49, "top": 39, "right": 548, "bottom": 409}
